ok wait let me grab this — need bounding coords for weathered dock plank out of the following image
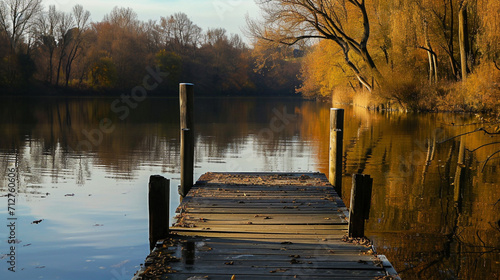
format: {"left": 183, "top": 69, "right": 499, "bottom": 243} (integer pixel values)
{"left": 134, "top": 172, "right": 399, "bottom": 279}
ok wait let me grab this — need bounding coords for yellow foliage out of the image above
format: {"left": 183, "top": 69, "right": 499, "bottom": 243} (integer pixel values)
{"left": 478, "top": 0, "right": 500, "bottom": 59}
{"left": 297, "top": 41, "right": 353, "bottom": 98}
{"left": 89, "top": 56, "right": 118, "bottom": 89}
{"left": 451, "top": 63, "right": 500, "bottom": 111}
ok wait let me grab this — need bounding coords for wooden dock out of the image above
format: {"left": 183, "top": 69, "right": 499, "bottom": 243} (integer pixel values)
{"left": 134, "top": 172, "right": 399, "bottom": 279}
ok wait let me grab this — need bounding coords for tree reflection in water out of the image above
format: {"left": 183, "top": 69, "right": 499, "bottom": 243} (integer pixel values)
{"left": 0, "top": 97, "right": 498, "bottom": 279}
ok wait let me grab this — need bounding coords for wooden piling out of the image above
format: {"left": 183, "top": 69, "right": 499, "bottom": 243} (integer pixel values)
{"left": 179, "top": 83, "right": 194, "bottom": 197}
{"left": 329, "top": 108, "right": 344, "bottom": 195}
{"left": 348, "top": 174, "right": 373, "bottom": 238}
{"left": 179, "top": 83, "right": 194, "bottom": 131}
{"left": 180, "top": 128, "right": 194, "bottom": 197}
{"left": 149, "top": 175, "right": 170, "bottom": 251}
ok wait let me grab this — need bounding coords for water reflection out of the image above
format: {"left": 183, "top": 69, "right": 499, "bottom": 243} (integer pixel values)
{"left": 0, "top": 97, "right": 498, "bottom": 279}
{"left": 334, "top": 106, "right": 500, "bottom": 280}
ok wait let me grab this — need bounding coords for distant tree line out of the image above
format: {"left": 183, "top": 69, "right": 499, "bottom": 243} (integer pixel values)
{"left": 0, "top": 1, "right": 300, "bottom": 96}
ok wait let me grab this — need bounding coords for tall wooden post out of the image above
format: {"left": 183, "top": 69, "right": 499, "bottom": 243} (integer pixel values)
{"left": 180, "top": 128, "right": 194, "bottom": 196}
{"left": 348, "top": 174, "right": 373, "bottom": 238}
{"left": 149, "top": 175, "right": 170, "bottom": 251}
{"left": 329, "top": 108, "right": 344, "bottom": 195}
{"left": 179, "top": 83, "right": 194, "bottom": 197}
{"left": 180, "top": 83, "right": 194, "bottom": 132}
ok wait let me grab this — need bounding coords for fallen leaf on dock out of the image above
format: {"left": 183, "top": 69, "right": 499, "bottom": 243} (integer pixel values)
{"left": 224, "top": 261, "right": 234, "bottom": 265}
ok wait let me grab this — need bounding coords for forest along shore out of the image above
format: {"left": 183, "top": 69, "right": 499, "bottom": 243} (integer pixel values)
{"left": 1, "top": 1, "right": 499, "bottom": 113}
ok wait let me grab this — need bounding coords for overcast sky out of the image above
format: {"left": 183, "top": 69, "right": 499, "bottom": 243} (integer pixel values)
{"left": 43, "top": 0, "right": 261, "bottom": 40}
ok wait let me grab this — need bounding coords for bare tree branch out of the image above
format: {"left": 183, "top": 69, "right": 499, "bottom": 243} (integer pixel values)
{"left": 494, "top": 60, "right": 500, "bottom": 71}
{"left": 481, "top": 150, "right": 500, "bottom": 173}
{"left": 467, "top": 142, "right": 500, "bottom": 153}
{"left": 247, "top": 0, "right": 382, "bottom": 92}
{"left": 438, "top": 127, "right": 500, "bottom": 144}
{"left": 0, "top": 0, "right": 43, "bottom": 51}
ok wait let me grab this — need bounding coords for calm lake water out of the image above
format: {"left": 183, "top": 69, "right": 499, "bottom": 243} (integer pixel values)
{"left": 0, "top": 96, "right": 499, "bottom": 279}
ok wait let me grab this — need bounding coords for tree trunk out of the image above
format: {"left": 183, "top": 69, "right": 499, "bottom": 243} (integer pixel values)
{"left": 427, "top": 51, "right": 434, "bottom": 84}
{"left": 459, "top": 2, "right": 469, "bottom": 81}
{"left": 432, "top": 53, "right": 438, "bottom": 82}
{"left": 424, "top": 20, "right": 435, "bottom": 84}
{"left": 357, "top": 0, "right": 382, "bottom": 83}
{"left": 48, "top": 48, "right": 54, "bottom": 84}
{"left": 340, "top": 42, "right": 372, "bottom": 92}
{"left": 445, "top": 0, "right": 459, "bottom": 80}
{"left": 65, "top": 44, "right": 79, "bottom": 87}
{"left": 55, "top": 58, "right": 62, "bottom": 86}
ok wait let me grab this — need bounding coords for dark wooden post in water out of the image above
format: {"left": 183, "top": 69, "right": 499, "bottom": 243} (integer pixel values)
{"left": 149, "top": 175, "right": 170, "bottom": 251}
{"left": 348, "top": 174, "right": 373, "bottom": 238}
{"left": 329, "top": 108, "right": 344, "bottom": 195}
{"left": 179, "top": 83, "right": 194, "bottom": 197}
{"left": 180, "top": 128, "right": 194, "bottom": 195}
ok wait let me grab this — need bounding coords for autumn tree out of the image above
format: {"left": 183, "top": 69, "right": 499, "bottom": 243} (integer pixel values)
{"left": 199, "top": 28, "right": 254, "bottom": 94}
{"left": 35, "top": 5, "right": 59, "bottom": 84}
{"left": 92, "top": 7, "right": 151, "bottom": 89}
{"left": 155, "top": 49, "right": 181, "bottom": 92}
{"left": 89, "top": 55, "right": 118, "bottom": 89}
{"left": 297, "top": 40, "right": 354, "bottom": 98}
{"left": 247, "top": 0, "right": 382, "bottom": 92}
{"left": 0, "top": 0, "right": 42, "bottom": 51}
{"left": 477, "top": 0, "right": 500, "bottom": 63}
{"left": 159, "top": 12, "right": 202, "bottom": 54}
{"left": 250, "top": 36, "right": 302, "bottom": 95}
{"left": 0, "top": 0, "right": 42, "bottom": 86}
{"left": 63, "top": 5, "right": 90, "bottom": 87}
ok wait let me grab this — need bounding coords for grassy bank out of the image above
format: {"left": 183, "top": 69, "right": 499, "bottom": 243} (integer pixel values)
{"left": 331, "top": 62, "right": 500, "bottom": 114}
